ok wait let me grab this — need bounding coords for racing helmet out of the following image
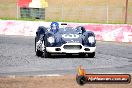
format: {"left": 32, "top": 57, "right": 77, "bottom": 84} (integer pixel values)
{"left": 50, "top": 22, "right": 59, "bottom": 33}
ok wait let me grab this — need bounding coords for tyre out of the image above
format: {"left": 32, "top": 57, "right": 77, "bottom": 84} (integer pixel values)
{"left": 36, "top": 49, "right": 43, "bottom": 57}
{"left": 35, "top": 37, "right": 43, "bottom": 57}
{"left": 35, "top": 37, "right": 37, "bottom": 52}
{"left": 44, "top": 49, "right": 50, "bottom": 58}
{"left": 88, "top": 52, "right": 95, "bottom": 58}
{"left": 76, "top": 75, "right": 87, "bottom": 85}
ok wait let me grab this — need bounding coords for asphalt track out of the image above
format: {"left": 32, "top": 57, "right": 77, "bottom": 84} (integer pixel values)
{"left": 0, "top": 35, "right": 132, "bottom": 76}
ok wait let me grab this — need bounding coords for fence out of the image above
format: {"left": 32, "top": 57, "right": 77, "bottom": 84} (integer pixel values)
{"left": 0, "top": 0, "right": 132, "bottom": 24}
{"left": 45, "top": 0, "right": 131, "bottom": 24}
{"left": 45, "top": 6, "right": 125, "bottom": 23}
{"left": 0, "top": 1, "right": 17, "bottom": 18}
{"left": 20, "top": 8, "right": 45, "bottom": 19}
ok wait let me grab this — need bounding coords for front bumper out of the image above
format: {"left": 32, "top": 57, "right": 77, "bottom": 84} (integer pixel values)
{"left": 46, "top": 43, "right": 96, "bottom": 53}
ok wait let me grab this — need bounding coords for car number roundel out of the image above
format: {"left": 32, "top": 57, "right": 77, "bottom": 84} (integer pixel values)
{"left": 62, "top": 34, "right": 79, "bottom": 38}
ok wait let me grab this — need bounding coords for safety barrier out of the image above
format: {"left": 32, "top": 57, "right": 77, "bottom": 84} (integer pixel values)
{"left": 68, "top": 23, "right": 132, "bottom": 43}
{"left": 0, "top": 20, "right": 132, "bottom": 42}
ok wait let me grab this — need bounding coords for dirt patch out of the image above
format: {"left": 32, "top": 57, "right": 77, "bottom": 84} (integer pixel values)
{"left": 0, "top": 75, "right": 131, "bottom": 88}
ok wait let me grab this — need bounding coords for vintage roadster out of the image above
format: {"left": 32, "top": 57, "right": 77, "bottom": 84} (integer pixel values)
{"left": 35, "top": 22, "right": 96, "bottom": 58}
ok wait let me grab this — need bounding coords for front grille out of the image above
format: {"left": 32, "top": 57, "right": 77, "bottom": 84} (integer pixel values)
{"left": 63, "top": 45, "right": 82, "bottom": 50}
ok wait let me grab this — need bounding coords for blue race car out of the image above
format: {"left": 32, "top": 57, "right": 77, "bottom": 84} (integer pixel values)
{"left": 35, "top": 22, "right": 96, "bottom": 58}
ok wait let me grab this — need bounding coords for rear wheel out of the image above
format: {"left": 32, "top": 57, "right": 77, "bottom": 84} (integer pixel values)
{"left": 88, "top": 52, "right": 95, "bottom": 58}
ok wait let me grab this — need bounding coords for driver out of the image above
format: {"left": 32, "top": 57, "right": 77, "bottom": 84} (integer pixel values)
{"left": 50, "top": 22, "right": 59, "bottom": 33}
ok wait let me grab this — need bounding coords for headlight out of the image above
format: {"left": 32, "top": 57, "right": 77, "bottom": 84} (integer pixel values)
{"left": 47, "top": 36, "right": 55, "bottom": 43}
{"left": 88, "top": 36, "right": 95, "bottom": 43}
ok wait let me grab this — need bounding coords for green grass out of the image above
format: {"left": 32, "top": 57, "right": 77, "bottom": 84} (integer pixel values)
{"left": 0, "top": 17, "right": 42, "bottom": 21}
{"left": 0, "top": 17, "right": 128, "bottom": 24}
{"left": 45, "top": 18, "right": 126, "bottom": 24}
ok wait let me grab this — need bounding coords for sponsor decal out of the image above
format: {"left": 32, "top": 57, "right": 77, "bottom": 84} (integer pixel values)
{"left": 76, "top": 66, "right": 131, "bottom": 85}
{"left": 62, "top": 34, "right": 79, "bottom": 38}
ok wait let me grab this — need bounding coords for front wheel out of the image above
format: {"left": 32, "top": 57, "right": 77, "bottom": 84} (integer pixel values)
{"left": 88, "top": 52, "right": 95, "bottom": 58}
{"left": 35, "top": 37, "right": 37, "bottom": 52}
{"left": 36, "top": 50, "right": 43, "bottom": 57}
{"left": 44, "top": 49, "right": 50, "bottom": 58}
